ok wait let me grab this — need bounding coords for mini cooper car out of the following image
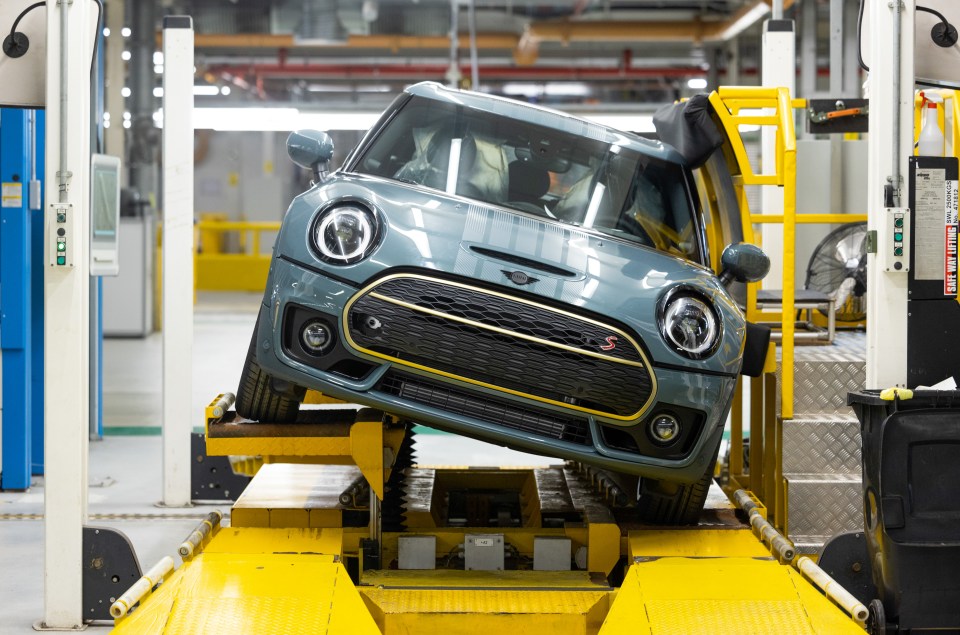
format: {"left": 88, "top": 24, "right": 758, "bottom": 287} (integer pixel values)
{"left": 236, "top": 82, "right": 769, "bottom": 524}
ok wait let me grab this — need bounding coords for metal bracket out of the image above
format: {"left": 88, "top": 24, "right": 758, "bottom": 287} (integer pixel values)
{"left": 817, "top": 530, "right": 877, "bottom": 607}
{"left": 82, "top": 526, "right": 142, "bottom": 622}
{"left": 190, "top": 432, "right": 252, "bottom": 502}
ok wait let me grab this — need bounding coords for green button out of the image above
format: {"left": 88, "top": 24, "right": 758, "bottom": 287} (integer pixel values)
{"left": 894, "top": 232, "right": 903, "bottom": 241}
{"left": 894, "top": 217, "right": 903, "bottom": 228}
{"left": 894, "top": 247, "right": 903, "bottom": 256}
{"left": 57, "top": 242, "right": 65, "bottom": 252}
{"left": 57, "top": 256, "right": 65, "bottom": 265}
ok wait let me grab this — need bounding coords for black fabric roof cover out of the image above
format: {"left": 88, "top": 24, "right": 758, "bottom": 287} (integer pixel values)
{"left": 652, "top": 93, "right": 724, "bottom": 169}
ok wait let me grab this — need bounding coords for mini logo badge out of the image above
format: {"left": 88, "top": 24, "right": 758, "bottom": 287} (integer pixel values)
{"left": 502, "top": 270, "right": 539, "bottom": 286}
{"left": 599, "top": 336, "right": 618, "bottom": 351}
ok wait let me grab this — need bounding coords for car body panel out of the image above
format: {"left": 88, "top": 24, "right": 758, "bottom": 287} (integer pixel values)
{"left": 251, "top": 82, "right": 749, "bottom": 484}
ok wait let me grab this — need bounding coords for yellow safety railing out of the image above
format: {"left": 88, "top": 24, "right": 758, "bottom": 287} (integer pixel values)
{"left": 194, "top": 218, "right": 281, "bottom": 292}
{"left": 710, "top": 87, "right": 867, "bottom": 529}
{"left": 709, "top": 86, "right": 800, "bottom": 420}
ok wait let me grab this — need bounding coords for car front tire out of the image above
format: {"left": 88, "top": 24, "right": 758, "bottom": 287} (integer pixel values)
{"left": 636, "top": 439, "right": 721, "bottom": 525}
{"left": 235, "top": 318, "right": 303, "bottom": 423}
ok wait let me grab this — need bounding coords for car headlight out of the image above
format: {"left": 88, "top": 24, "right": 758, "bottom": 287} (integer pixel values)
{"left": 311, "top": 203, "right": 380, "bottom": 264}
{"left": 658, "top": 288, "right": 721, "bottom": 359}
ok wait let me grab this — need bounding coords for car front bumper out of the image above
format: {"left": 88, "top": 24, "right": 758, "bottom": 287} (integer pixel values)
{"left": 255, "top": 256, "right": 737, "bottom": 483}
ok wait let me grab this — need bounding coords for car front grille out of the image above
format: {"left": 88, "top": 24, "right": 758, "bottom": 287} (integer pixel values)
{"left": 345, "top": 273, "right": 655, "bottom": 419}
{"left": 377, "top": 371, "right": 592, "bottom": 446}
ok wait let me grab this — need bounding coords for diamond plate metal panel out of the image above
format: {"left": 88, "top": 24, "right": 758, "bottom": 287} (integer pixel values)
{"left": 774, "top": 331, "right": 867, "bottom": 416}
{"left": 785, "top": 474, "right": 862, "bottom": 540}
{"left": 778, "top": 331, "right": 867, "bottom": 363}
{"left": 782, "top": 417, "right": 863, "bottom": 475}
{"left": 777, "top": 361, "right": 866, "bottom": 416}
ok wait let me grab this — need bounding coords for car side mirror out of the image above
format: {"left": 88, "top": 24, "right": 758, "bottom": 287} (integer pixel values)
{"left": 287, "top": 129, "right": 335, "bottom": 182}
{"left": 719, "top": 243, "right": 770, "bottom": 285}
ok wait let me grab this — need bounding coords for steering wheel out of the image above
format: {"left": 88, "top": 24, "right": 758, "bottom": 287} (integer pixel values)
{"left": 507, "top": 201, "right": 553, "bottom": 218}
{"left": 615, "top": 211, "right": 655, "bottom": 247}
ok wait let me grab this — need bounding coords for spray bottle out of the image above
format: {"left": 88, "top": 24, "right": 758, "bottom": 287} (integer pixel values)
{"left": 918, "top": 91, "right": 945, "bottom": 156}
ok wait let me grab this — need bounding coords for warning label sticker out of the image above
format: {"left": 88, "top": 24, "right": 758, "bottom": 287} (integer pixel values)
{"left": 1, "top": 182, "right": 22, "bottom": 208}
{"left": 946, "top": 179, "right": 959, "bottom": 296}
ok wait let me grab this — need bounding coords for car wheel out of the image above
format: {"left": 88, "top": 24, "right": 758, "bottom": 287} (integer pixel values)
{"left": 235, "top": 318, "right": 303, "bottom": 423}
{"left": 636, "top": 440, "right": 721, "bottom": 525}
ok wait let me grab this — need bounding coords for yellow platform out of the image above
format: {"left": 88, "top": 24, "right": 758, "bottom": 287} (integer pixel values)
{"left": 110, "top": 466, "right": 865, "bottom": 634}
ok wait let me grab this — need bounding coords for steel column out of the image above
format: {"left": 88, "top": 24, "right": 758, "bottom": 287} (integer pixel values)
{"left": 760, "top": 20, "right": 796, "bottom": 286}
{"left": 866, "top": 0, "right": 914, "bottom": 388}
{"left": 42, "top": 0, "right": 95, "bottom": 625}
{"left": 161, "top": 17, "right": 194, "bottom": 507}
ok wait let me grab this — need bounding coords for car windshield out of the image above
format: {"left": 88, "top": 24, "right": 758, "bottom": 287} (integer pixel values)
{"left": 354, "top": 95, "right": 700, "bottom": 261}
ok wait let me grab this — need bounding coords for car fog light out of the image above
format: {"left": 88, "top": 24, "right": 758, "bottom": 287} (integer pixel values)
{"left": 301, "top": 320, "right": 333, "bottom": 354}
{"left": 649, "top": 414, "right": 681, "bottom": 445}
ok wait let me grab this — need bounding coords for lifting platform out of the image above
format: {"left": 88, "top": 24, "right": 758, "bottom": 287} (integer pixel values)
{"left": 109, "top": 393, "right": 868, "bottom": 634}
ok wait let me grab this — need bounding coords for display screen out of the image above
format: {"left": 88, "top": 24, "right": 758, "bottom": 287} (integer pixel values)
{"left": 92, "top": 162, "right": 119, "bottom": 238}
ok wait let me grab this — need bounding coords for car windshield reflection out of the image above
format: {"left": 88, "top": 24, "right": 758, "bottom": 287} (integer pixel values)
{"left": 354, "top": 96, "right": 700, "bottom": 262}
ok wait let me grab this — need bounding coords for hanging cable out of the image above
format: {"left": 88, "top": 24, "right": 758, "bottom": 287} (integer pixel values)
{"left": 860, "top": 2, "right": 960, "bottom": 73}
{"left": 3, "top": 1, "right": 43, "bottom": 58}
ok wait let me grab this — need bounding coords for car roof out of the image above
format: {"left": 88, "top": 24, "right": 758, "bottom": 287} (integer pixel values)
{"left": 404, "top": 81, "right": 684, "bottom": 164}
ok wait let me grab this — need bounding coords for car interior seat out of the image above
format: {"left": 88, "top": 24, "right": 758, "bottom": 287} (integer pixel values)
{"left": 507, "top": 160, "right": 551, "bottom": 205}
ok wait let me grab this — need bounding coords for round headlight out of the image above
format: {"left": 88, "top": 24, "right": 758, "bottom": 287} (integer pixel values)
{"left": 312, "top": 204, "right": 379, "bottom": 264}
{"left": 659, "top": 291, "right": 720, "bottom": 359}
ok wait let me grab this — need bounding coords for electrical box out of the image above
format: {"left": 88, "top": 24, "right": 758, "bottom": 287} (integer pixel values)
{"left": 533, "top": 536, "right": 571, "bottom": 571}
{"left": 464, "top": 534, "right": 504, "bottom": 571}
{"left": 89, "top": 154, "right": 121, "bottom": 276}
{"left": 398, "top": 535, "right": 436, "bottom": 570}
{"left": 908, "top": 156, "right": 960, "bottom": 386}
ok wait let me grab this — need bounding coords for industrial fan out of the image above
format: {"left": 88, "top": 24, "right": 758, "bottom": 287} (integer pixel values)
{"left": 804, "top": 221, "right": 868, "bottom": 322}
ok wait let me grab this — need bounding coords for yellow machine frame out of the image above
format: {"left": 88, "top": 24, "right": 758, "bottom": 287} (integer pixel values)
{"left": 114, "top": 87, "right": 877, "bottom": 634}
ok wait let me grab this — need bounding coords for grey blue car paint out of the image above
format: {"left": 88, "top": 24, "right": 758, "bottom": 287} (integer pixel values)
{"left": 252, "top": 82, "right": 747, "bottom": 484}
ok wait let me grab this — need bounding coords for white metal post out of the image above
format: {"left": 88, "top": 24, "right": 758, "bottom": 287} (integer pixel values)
{"left": 760, "top": 19, "right": 796, "bottom": 286}
{"left": 161, "top": 16, "right": 194, "bottom": 507}
{"left": 866, "top": 0, "right": 914, "bottom": 388}
{"left": 42, "top": 0, "right": 94, "bottom": 628}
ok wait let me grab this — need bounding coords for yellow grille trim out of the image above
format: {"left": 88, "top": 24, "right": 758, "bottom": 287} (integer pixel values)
{"left": 342, "top": 272, "right": 657, "bottom": 422}
{"left": 367, "top": 291, "right": 647, "bottom": 368}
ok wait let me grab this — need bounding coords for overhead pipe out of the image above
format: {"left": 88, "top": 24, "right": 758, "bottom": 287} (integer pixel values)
{"left": 181, "top": 32, "right": 520, "bottom": 50}
{"left": 515, "top": 0, "right": 794, "bottom": 62}
{"left": 206, "top": 62, "right": 716, "bottom": 81}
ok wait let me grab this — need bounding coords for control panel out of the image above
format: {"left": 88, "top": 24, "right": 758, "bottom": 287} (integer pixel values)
{"left": 884, "top": 207, "right": 910, "bottom": 272}
{"left": 50, "top": 202, "right": 73, "bottom": 267}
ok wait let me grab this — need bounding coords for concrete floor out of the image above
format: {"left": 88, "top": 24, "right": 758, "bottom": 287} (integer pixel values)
{"left": 0, "top": 292, "right": 550, "bottom": 634}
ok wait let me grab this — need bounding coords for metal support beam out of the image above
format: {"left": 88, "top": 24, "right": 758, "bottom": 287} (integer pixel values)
{"left": 829, "top": 0, "right": 844, "bottom": 96}
{"left": 843, "top": 0, "right": 862, "bottom": 97}
{"left": 866, "top": 0, "right": 914, "bottom": 388}
{"left": 128, "top": 0, "right": 157, "bottom": 207}
{"left": 799, "top": 0, "right": 817, "bottom": 98}
{"left": 760, "top": 19, "right": 796, "bottom": 286}
{"left": 103, "top": 0, "right": 125, "bottom": 171}
{"left": 161, "top": 16, "right": 194, "bottom": 507}
{"left": 43, "top": 0, "right": 95, "bottom": 625}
